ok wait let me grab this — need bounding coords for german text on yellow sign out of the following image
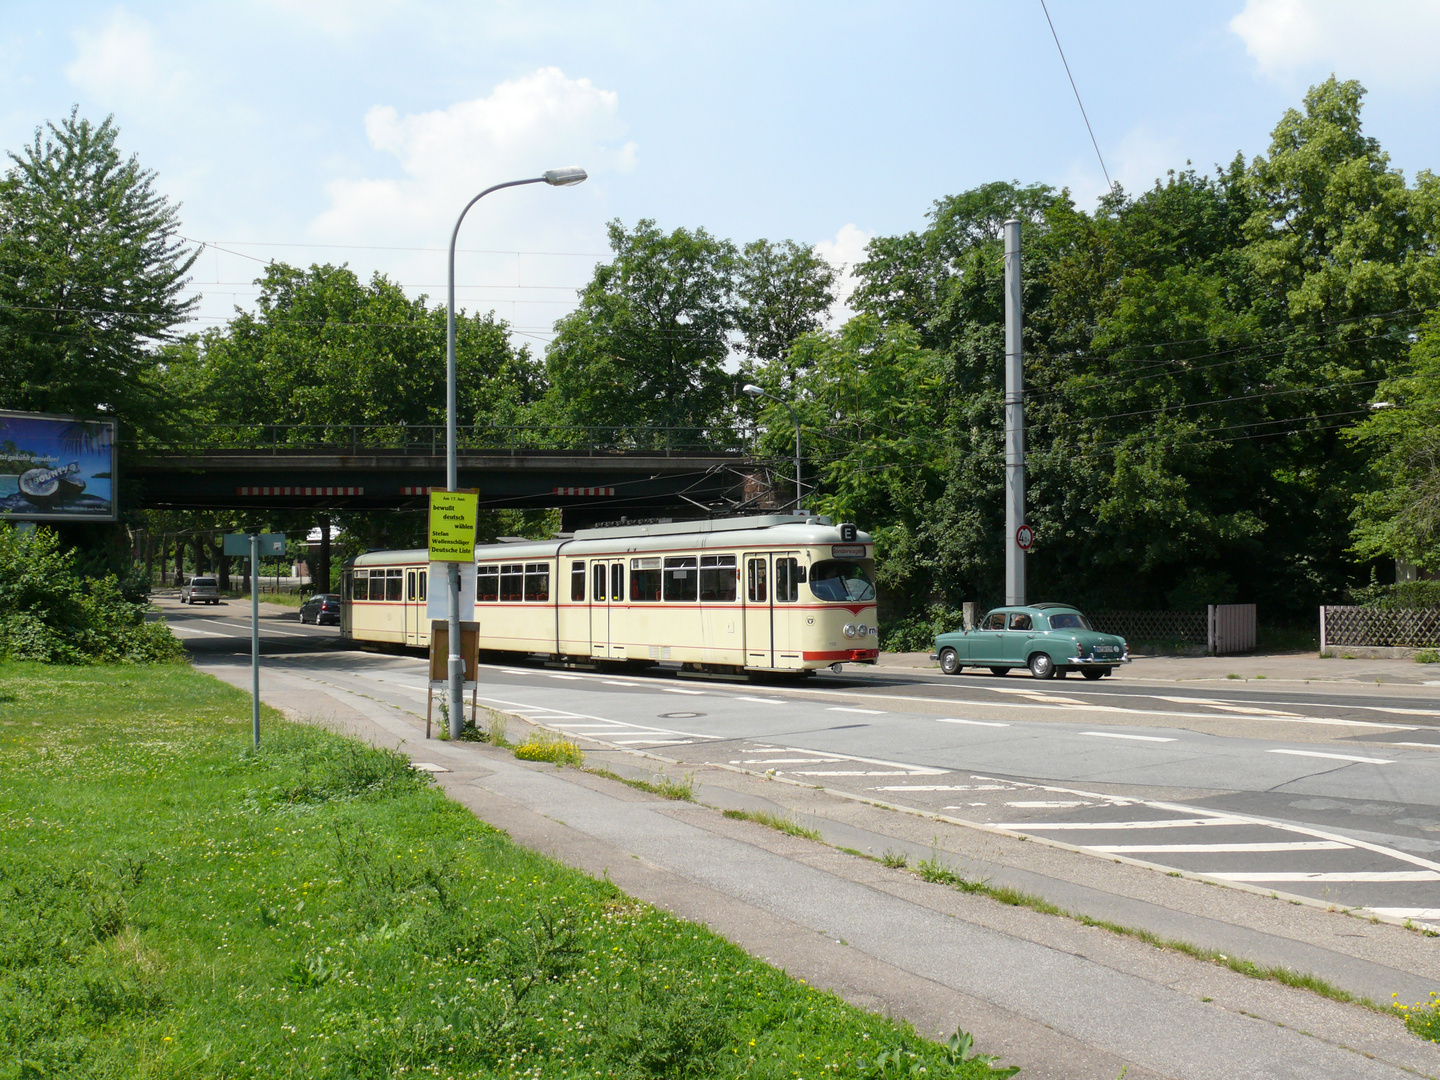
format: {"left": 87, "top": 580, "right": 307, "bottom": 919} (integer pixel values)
{"left": 428, "top": 491, "right": 479, "bottom": 562}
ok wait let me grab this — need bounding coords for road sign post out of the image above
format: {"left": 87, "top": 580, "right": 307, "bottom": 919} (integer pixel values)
{"left": 429, "top": 492, "right": 479, "bottom": 740}
{"left": 223, "top": 532, "right": 285, "bottom": 748}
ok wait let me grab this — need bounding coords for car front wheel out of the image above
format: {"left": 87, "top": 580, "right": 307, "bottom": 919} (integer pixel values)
{"left": 1028, "top": 652, "right": 1056, "bottom": 679}
{"left": 938, "top": 648, "right": 961, "bottom": 675}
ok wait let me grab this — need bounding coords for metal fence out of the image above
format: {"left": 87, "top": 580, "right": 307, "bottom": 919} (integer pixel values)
{"left": 1088, "top": 605, "right": 1257, "bottom": 655}
{"left": 1320, "top": 606, "right": 1440, "bottom": 649}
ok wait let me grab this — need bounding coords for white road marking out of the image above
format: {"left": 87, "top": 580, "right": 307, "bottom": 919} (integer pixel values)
{"left": 169, "top": 625, "right": 230, "bottom": 637}
{"left": 502, "top": 669, "right": 531, "bottom": 675}
{"left": 1396, "top": 742, "right": 1440, "bottom": 749}
{"left": 610, "top": 738, "right": 692, "bottom": 746}
{"left": 1213, "top": 871, "right": 1440, "bottom": 883}
{"left": 603, "top": 680, "right": 639, "bottom": 687}
{"left": 827, "top": 707, "right": 884, "bottom": 715}
{"left": 737, "top": 757, "right": 844, "bottom": 765}
{"left": 1268, "top": 748, "right": 1395, "bottom": 765}
{"left": 548, "top": 674, "right": 584, "bottom": 680}
{"left": 1005, "top": 800, "right": 1090, "bottom": 808}
{"left": 735, "top": 696, "right": 784, "bottom": 704}
{"left": 1080, "top": 731, "right": 1176, "bottom": 743}
{"left": 999, "top": 817, "right": 1248, "bottom": 831}
{"left": 792, "top": 770, "right": 921, "bottom": 777}
{"left": 1370, "top": 908, "right": 1440, "bottom": 920}
{"left": 873, "top": 785, "right": 1011, "bottom": 792}
{"left": 937, "top": 718, "right": 1008, "bottom": 727}
{"left": 664, "top": 688, "right": 706, "bottom": 696}
{"left": 409, "top": 762, "right": 449, "bottom": 773}
{"left": 1091, "top": 841, "right": 1351, "bottom": 854}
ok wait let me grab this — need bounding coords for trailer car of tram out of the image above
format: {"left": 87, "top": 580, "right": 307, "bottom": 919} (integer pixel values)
{"left": 340, "top": 515, "right": 879, "bottom": 673}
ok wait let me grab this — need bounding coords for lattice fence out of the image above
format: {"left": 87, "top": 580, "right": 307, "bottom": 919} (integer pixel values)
{"left": 1321, "top": 606, "right": 1440, "bottom": 648}
{"left": 1089, "top": 609, "right": 1207, "bottom": 645}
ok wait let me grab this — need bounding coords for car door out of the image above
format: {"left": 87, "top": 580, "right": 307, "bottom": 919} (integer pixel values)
{"left": 969, "top": 611, "right": 1007, "bottom": 664}
{"left": 1003, "top": 612, "right": 1037, "bottom": 664}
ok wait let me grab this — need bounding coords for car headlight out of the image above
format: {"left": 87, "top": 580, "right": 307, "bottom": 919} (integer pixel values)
{"left": 843, "top": 623, "right": 857, "bottom": 638}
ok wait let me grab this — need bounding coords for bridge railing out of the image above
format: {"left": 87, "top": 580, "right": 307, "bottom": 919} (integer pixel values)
{"left": 132, "top": 423, "right": 750, "bottom": 456}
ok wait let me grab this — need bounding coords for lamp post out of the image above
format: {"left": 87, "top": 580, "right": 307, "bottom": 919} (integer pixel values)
{"left": 445, "top": 167, "right": 586, "bottom": 739}
{"left": 743, "top": 383, "right": 802, "bottom": 513}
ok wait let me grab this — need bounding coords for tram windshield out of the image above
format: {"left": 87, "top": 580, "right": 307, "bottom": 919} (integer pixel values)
{"left": 808, "top": 560, "right": 875, "bottom": 602}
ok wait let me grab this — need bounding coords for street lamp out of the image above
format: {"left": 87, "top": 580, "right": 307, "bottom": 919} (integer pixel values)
{"left": 445, "top": 167, "right": 587, "bottom": 739}
{"left": 743, "top": 383, "right": 802, "bottom": 512}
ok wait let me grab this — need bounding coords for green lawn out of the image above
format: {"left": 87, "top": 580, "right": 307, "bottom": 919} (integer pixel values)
{"left": 0, "top": 660, "right": 1013, "bottom": 1079}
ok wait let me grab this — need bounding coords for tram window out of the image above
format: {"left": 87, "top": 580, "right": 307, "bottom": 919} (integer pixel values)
{"left": 630, "top": 558, "right": 660, "bottom": 601}
{"left": 352, "top": 571, "right": 368, "bottom": 601}
{"left": 524, "top": 563, "right": 550, "bottom": 602}
{"left": 747, "top": 559, "right": 767, "bottom": 603}
{"left": 775, "top": 558, "right": 802, "bottom": 603}
{"left": 499, "top": 563, "right": 524, "bottom": 602}
{"left": 699, "top": 554, "right": 737, "bottom": 602}
{"left": 571, "top": 562, "right": 586, "bottom": 602}
{"left": 593, "top": 563, "right": 606, "bottom": 602}
{"left": 808, "top": 560, "right": 876, "bottom": 602}
{"left": 386, "top": 569, "right": 403, "bottom": 602}
{"left": 418, "top": 571, "right": 426, "bottom": 602}
{"left": 407, "top": 572, "right": 417, "bottom": 602}
{"left": 663, "top": 556, "right": 698, "bottom": 602}
{"left": 478, "top": 565, "right": 499, "bottom": 602}
{"left": 611, "top": 563, "right": 624, "bottom": 601}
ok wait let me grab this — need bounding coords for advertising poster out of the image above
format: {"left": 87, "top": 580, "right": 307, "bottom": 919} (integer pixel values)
{"left": 0, "top": 410, "right": 118, "bottom": 522}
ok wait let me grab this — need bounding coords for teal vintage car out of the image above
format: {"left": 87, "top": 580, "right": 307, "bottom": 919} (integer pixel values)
{"left": 931, "top": 603, "right": 1129, "bottom": 680}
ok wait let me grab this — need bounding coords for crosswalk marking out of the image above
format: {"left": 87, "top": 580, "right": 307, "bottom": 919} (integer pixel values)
{"left": 736, "top": 696, "right": 784, "bottom": 704}
{"left": 1080, "top": 731, "right": 1176, "bottom": 743}
{"left": 1268, "top": 748, "right": 1394, "bottom": 765}
{"left": 937, "top": 718, "right": 1009, "bottom": 727}
{"left": 828, "top": 707, "right": 885, "bottom": 715}
{"left": 998, "top": 817, "right": 1246, "bottom": 830}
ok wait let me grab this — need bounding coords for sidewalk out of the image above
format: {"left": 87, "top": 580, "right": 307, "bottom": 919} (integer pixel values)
{"left": 878, "top": 649, "right": 1440, "bottom": 686}
{"left": 194, "top": 653, "right": 1440, "bottom": 1080}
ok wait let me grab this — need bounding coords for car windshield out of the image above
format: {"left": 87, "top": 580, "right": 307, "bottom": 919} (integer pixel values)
{"left": 1047, "top": 612, "right": 1092, "bottom": 631}
{"left": 808, "top": 560, "right": 876, "bottom": 602}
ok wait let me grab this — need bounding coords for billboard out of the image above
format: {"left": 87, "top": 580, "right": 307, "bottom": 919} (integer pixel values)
{"left": 0, "top": 410, "right": 118, "bottom": 522}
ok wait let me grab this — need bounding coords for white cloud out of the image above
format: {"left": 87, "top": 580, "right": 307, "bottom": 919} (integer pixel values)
{"left": 814, "top": 223, "right": 875, "bottom": 329}
{"left": 1229, "top": 0, "right": 1440, "bottom": 89}
{"left": 308, "top": 67, "right": 635, "bottom": 338}
{"left": 64, "top": 9, "right": 184, "bottom": 105}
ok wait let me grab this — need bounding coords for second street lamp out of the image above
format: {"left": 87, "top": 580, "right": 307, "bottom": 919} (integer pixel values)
{"left": 743, "top": 383, "right": 802, "bottom": 513}
{"left": 445, "top": 167, "right": 587, "bottom": 739}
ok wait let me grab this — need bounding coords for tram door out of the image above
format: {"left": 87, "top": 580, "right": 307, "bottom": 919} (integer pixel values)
{"left": 591, "top": 560, "right": 626, "bottom": 658}
{"left": 744, "top": 555, "right": 773, "bottom": 668}
{"left": 404, "top": 568, "right": 426, "bottom": 646}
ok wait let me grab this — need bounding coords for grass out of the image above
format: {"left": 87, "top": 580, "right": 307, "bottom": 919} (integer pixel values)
{"left": 585, "top": 767, "right": 695, "bottom": 801}
{"left": 0, "top": 659, "right": 1019, "bottom": 1078}
{"left": 723, "top": 808, "right": 823, "bottom": 841}
{"left": 1415, "top": 649, "right": 1440, "bottom": 664}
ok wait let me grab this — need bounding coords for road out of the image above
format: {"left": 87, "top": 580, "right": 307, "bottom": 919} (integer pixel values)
{"left": 158, "top": 595, "right": 1440, "bottom": 924}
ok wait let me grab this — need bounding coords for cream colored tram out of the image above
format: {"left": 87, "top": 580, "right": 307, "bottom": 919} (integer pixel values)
{"left": 341, "top": 515, "right": 879, "bottom": 673}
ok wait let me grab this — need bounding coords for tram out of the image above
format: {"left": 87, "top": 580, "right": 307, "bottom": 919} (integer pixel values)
{"left": 340, "top": 514, "right": 879, "bottom": 673}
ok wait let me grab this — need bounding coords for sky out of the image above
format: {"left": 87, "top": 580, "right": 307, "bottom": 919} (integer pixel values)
{"left": 3, "top": 0, "right": 1440, "bottom": 352}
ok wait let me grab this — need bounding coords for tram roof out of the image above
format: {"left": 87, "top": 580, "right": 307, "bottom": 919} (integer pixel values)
{"left": 348, "top": 515, "right": 871, "bottom": 568}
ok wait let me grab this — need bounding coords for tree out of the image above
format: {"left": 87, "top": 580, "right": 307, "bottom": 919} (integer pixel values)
{"left": 734, "top": 238, "right": 837, "bottom": 367}
{"left": 1348, "top": 313, "right": 1440, "bottom": 571}
{"left": 0, "top": 110, "right": 196, "bottom": 439}
{"left": 543, "top": 219, "right": 738, "bottom": 438}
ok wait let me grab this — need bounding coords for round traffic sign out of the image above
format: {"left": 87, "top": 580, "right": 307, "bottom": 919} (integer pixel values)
{"left": 1015, "top": 524, "right": 1035, "bottom": 550}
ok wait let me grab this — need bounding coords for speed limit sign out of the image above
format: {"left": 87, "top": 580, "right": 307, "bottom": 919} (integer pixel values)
{"left": 1015, "top": 524, "right": 1035, "bottom": 550}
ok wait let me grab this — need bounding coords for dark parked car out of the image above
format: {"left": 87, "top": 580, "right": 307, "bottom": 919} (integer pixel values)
{"left": 299, "top": 593, "right": 341, "bottom": 626}
{"left": 180, "top": 576, "right": 221, "bottom": 604}
{"left": 932, "top": 603, "right": 1129, "bottom": 680}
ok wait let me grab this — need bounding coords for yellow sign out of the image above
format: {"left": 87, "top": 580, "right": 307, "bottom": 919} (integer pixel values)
{"left": 428, "top": 491, "right": 479, "bottom": 562}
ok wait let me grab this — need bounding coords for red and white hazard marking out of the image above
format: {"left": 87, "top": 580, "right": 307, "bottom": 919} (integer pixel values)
{"left": 235, "top": 486, "right": 363, "bottom": 496}
{"left": 553, "top": 486, "right": 615, "bottom": 496}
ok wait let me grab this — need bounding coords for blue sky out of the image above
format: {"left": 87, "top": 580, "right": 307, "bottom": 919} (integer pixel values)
{"left": 3, "top": 1, "right": 1440, "bottom": 349}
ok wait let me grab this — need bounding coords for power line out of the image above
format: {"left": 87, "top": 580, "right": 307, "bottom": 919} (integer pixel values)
{"left": 1038, "top": 0, "right": 1114, "bottom": 193}
{"left": 182, "top": 236, "right": 613, "bottom": 258}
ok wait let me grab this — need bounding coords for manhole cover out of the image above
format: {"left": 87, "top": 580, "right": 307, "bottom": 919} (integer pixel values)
{"left": 658, "top": 711, "right": 705, "bottom": 719}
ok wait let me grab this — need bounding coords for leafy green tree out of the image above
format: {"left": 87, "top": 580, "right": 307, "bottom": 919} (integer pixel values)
{"left": 734, "top": 238, "right": 837, "bottom": 367}
{"left": 544, "top": 219, "right": 738, "bottom": 438}
{"left": 189, "top": 262, "right": 540, "bottom": 436}
{"left": 0, "top": 110, "right": 196, "bottom": 438}
{"left": 1348, "top": 313, "right": 1440, "bottom": 570}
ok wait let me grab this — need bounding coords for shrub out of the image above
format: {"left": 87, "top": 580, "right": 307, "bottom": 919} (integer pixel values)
{"left": 880, "top": 603, "right": 967, "bottom": 652}
{"left": 1416, "top": 649, "right": 1440, "bottom": 664}
{"left": 513, "top": 732, "right": 583, "bottom": 765}
{"left": 1346, "top": 578, "right": 1440, "bottom": 610}
{"left": 0, "top": 525, "right": 183, "bottom": 664}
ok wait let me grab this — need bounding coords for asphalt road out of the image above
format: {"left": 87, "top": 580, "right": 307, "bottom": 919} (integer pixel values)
{"left": 155, "top": 595, "right": 1440, "bottom": 923}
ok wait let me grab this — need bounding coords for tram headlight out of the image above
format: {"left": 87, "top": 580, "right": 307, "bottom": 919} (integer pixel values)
{"left": 843, "top": 623, "right": 857, "bottom": 638}
{"left": 858, "top": 624, "right": 870, "bottom": 637}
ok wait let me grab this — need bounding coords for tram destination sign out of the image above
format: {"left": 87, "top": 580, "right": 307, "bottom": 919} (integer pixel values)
{"left": 0, "top": 410, "right": 117, "bottom": 522}
{"left": 428, "top": 490, "right": 479, "bottom": 561}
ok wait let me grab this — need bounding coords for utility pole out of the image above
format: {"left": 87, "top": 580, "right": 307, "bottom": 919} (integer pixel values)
{"left": 1004, "top": 218, "right": 1026, "bottom": 606}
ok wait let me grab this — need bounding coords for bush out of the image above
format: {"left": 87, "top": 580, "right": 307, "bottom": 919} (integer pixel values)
{"left": 0, "top": 525, "right": 183, "bottom": 664}
{"left": 879, "top": 604, "right": 966, "bottom": 652}
{"left": 1346, "top": 578, "right": 1440, "bottom": 609}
